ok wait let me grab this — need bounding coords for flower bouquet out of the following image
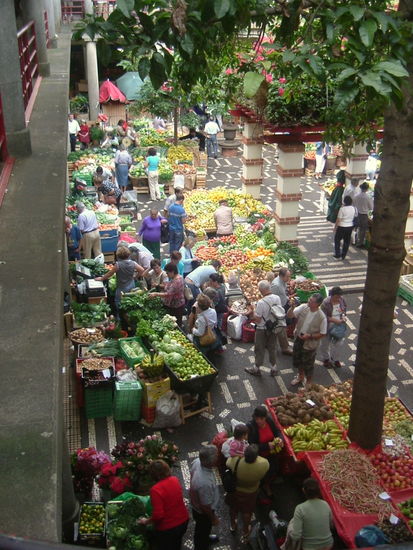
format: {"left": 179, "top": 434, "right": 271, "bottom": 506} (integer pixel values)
{"left": 71, "top": 447, "right": 111, "bottom": 499}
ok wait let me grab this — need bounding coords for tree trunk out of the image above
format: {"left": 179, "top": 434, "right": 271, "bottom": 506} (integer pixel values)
{"left": 173, "top": 104, "right": 179, "bottom": 145}
{"left": 348, "top": 54, "right": 413, "bottom": 449}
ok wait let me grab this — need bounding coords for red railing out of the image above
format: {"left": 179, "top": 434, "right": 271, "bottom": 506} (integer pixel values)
{"left": 44, "top": 10, "right": 50, "bottom": 48}
{"left": 17, "top": 21, "right": 39, "bottom": 112}
{"left": 0, "top": 94, "right": 8, "bottom": 164}
{"left": 62, "top": 0, "right": 85, "bottom": 22}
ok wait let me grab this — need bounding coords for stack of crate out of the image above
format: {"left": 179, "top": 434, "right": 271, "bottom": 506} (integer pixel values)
{"left": 139, "top": 377, "right": 171, "bottom": 424}
{"left": 195, "top": 167, "right": 207, "bottom": 188}
{"left": 113, "top": 380, "right": 142, "bottom": 421}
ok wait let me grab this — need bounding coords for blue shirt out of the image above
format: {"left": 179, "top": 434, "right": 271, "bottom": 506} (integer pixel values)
{"left": 67, "top": 224, "right": 81, "bottom": 251}
{"left": 161, "top": 258, "right": 185, "bottom": 276}
{"left": 147, "top": 155, "right": 160, "bottom": 172}
{"left": 168, "top": 203, "right": 186, "bottom": 232}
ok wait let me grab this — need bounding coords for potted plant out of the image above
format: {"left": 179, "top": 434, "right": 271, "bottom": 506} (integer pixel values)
{"left": 89, "top": 125, "right": 104, "bottom": 146}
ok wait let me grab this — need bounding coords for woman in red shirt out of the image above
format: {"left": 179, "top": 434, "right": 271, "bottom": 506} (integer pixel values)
{"left": 78, "top": 120, "right": 90, "bottom": 150}
{"left": 139, "top": 460, "right": 189, "bottom": 550}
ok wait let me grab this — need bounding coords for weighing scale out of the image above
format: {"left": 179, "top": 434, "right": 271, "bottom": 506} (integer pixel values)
{"left": 85, "top": 279, "right": 106, "bottom": 297}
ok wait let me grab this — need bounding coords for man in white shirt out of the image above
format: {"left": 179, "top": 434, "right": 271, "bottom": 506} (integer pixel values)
{"left": 287, "top": 293, "right": 327, "bottom": 388}
{"left": 214, "top": 200, "right": 233, "bottom": 236}
{"left": 353, "top": 181, "right": 374, "bottom": 248}
{"left": 68, "top": 114, "right": 80, "bottom": 152}
{"left": 245, "top": 280, "right": 290, "bottom": 378}
{"left": 127, "top": 242, "right": 153, "bottom": 270}
{"left": 204, "top": 116, "right": 220, "bottom": 159}
{"left": 342, "top": 178, "right": 360, "bottom": 203}
{"left": 76, "top": 201, "right": 101, "bottom": 259}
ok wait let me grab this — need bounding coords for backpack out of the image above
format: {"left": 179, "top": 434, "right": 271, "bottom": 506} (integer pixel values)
{"left": 160, "top": 221, "right": 169, "bottom": 243}
{"left": 222, "top": 457, "right": 241, "bottom": 493}
{"left": 262, "top": 297, "right": 286, "bottom": 332}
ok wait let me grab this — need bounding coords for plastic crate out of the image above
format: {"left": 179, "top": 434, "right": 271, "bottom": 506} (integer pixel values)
{"left": 119, "top": 336, "right": 148, "bottom": 368}
{"left": 101, "top": 234, "right": 119, "bottom": 253}
{"left": 113, "top": 380, "right": 142, "bottom": 421}
{"left": 398, "top": 286, "right": 413, "bottom": 305}
{"left": 84, "top": 386, "right": 113, "bottom": 419}
{"left": 99, "top": 228, "right": 118, "bottom": 239}
{"left": 141, "top": 403, "right": 156, "bottom": 424}
{"left": 296, "top": 284, "right": 327, "bottom": 304}
{"left": 78, "top": 502, "right": 105, "bottom": 544}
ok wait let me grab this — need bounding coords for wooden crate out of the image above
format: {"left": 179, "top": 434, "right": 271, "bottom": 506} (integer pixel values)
{"left": 104, "top": 252, "right": 115, "bottom": 263}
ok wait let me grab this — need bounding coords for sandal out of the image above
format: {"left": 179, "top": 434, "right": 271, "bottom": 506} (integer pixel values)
{"left": 244, "top": 367, "right": 262, "bottom": 377}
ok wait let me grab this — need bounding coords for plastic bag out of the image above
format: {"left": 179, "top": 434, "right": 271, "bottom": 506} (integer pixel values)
{"left": 116, "top": 369, "right": 137, "bottom": 382}
{"left": 152, "top": 390, "right": 182, "bottom": 428}
{"left": 122, "top": 190, "right": 138, "bottom": 203}
{"left": 226, "top": 314, "right": 247, "bottom": 340}
{"left": 355, "top": 525, "right": 388, "bottom": 547}
{"left": 94, "top": 253, "right": 104, "bottom": 265}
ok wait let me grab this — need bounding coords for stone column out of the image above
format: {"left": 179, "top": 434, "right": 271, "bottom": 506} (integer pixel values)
{"left": 274, "top": 142, "right": 304, "bottom": 244}
{"left": 85, "top": 37, "right": 100, "bottom": 121}
{"left": 345, "top": 143, "right": 368, "bottom": 185}
{"left": 0, "top": 0, "right": 31, "bottom": 156}
{"left": 241, "top": 120, "right": 263, "bottom": 199}
{"left": 45, "top": 0, "right": 58, "bottom": 48}
{"left": 84, "top": 0, "right": 94, "bottom": 15}
{"left": 53, "top": 0, "right": 61, "bottom": 31}
{"left": 21, "top": 0, "right": 51, "bottom": 77}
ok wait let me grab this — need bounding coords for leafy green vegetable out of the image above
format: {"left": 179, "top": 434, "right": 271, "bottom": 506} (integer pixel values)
{"left": 72, "top": 301, "right": 111, "bottom": 327}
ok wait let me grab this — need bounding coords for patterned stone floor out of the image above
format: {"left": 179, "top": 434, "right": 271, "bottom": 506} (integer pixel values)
{"left": 65, "top": 147, "right": 413, "bottom": 550}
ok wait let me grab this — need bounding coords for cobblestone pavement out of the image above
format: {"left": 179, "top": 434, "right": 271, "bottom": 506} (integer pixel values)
{"left": 65, "top": 147, "right": 413, "bottom": 550}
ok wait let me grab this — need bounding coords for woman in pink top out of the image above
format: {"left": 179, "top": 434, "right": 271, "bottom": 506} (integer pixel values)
{"left": 214, "top": 199, "right": 234, "bottom": 236}
{"left": 148, "top": 262, "right": 185, "bottom": 326}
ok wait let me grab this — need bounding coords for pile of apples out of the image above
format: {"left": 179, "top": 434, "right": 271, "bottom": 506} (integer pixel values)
{"left": 370, "top": 452, "right": 413, "bottom": 491}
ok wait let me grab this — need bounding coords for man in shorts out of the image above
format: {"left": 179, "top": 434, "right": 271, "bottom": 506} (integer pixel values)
{"left": 287, "top": 293, "right": 327, "bottom": 388}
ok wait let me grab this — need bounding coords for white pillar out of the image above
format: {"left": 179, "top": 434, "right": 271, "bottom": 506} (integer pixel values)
{"left": 85, "top": 37, "right": 100, "bottom": 121}
{"left": 241, "top": 120, "right": 263, "bottom": 199}
{"left": 21, "top": 0, "right": 50, "bottom": 77}
{"left": 274, "top": 142, "right": 304, "bottom": 244}
{"left": 45, "top": 0, "right": 58, "bottom": 48}
{"left": 53, "top": 0, "right": 61, "bottom": 30}
{"left": 346, "top": 143, "right": 368, "bottom": 185}
{"left": 84, "top": 0, "right": 94, "bottom": 15}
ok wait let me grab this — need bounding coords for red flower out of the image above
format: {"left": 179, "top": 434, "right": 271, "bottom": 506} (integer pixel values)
{"left": 279, "top": 77, "right": 287, "bottom": 84}
{"left": 278, "top": 87, "right": 285, "bottom": 96}
{"left": 110, "top": 476, "right": 131, "bottom": 494}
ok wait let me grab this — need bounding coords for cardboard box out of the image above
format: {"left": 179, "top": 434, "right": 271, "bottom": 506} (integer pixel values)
{"left": 139, "top": 377, "right": 171, "bottom": 407}
{"left": 184, "top": 174, "right": 196, "bottom": 191}
{"left": 77, "top": 80, "right": 88, "bottom": 92}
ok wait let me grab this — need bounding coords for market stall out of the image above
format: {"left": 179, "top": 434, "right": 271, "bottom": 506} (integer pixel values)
{"left": 263, "top": 380, "right": 413, "bottom": 548}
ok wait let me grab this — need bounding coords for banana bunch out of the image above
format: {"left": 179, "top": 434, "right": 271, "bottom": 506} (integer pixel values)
{"left": 141, "top": 353, "right": 165, "bottom": 378}
{"left": 270, "top": 437, "right": 284, "bottom": 454}
{"left": 284, "top": 419, "right": 348, "bottom": 453}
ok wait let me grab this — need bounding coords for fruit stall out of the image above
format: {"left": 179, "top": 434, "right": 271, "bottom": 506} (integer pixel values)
{"left": 264, "top": 380, "right": 413, "bottom": 547}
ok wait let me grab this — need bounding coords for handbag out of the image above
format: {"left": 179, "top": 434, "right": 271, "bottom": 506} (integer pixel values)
{"left": 222, "top": 457, "right": 241, "bottom": 494}
{"left": 199, "top": 324, "right": 217, "bottom": 346}
{"left": 160, "top": 222, "right": 169, "bottom": 243}
{"left": 328, "top": 322, "right": 347, "bottom": 340}
{"left": 184, "top": 284, "right": 193, "bottom": 301}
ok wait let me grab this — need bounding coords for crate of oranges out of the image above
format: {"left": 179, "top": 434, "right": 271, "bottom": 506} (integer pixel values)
{"left": 78, "top": 502, "right": 105, "bottom": 543}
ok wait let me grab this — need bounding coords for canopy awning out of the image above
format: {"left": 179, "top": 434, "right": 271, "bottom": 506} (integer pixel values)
{"left": 99, "top": 79, "right": 127, "bottom": 104}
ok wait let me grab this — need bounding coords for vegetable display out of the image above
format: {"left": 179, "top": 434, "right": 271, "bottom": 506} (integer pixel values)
{"left": 72, "top": 302, "right": 111, "bottom": 327}
{"left": 398, "top": 498, "right": 413, "bottom": 528}
{"left": 70, "top": 328, "right": 105, "bottom": 344}
{"left": 106, "top": 498, "right": 148, "bottom": 550}
{"left": 319, "top": 449, "right": 393, "bottom": 519}
{"left": 268, "top": 389, "right": 334, "bottom": 427}
{"left": 88, "top": 340, "right": 121, "bottom": 357}
{"left": 167, "top": 145, "right": 193, "bottom": 164}
{"left": 80, "top": 358, "right": 114, "bottom": 371}
{"left": 370, "top": 452, "right": 413, "bottom": 491}
{"left": 376, "top": 518, "right": 413, "bottom": 544}
{"left": 152, "top": 331, "right": 215, "bottom": 380}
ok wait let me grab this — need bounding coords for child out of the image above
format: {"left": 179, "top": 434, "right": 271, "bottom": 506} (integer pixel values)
{"left": 228, "top": 424, "right": 249, "bottom": 457}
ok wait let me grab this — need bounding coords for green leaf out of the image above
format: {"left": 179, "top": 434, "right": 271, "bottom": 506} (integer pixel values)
{"left": 282, "top": 50, "right": 295, "bottom": 63}
{"left": 138, "top": 57, "right": 150, "bottom": 80}
{"left": 262, "top": 61, "right": 272, "bottom": 71}
{"left": 116, "top": 0, "right": 134, "bottom": 17}
{"left": 150, "top": 55, "right": 167, "bottom": 90}
{"left": 359, "top": 20, "right": 377, "bottom": 47}
{"left": 243, "top": 72, "right": 265, "bottom": 98}
{"left": 214, "top": 0, "right": 230, "bottom": 18}
{"left": 349, "top": 6, "right": 365, "bottom": 21}
{"left": 308, "top": 55, "right": 323, "bottom": 76}
{"left": 336, "top": 67, "right": 357, "bottom": 82}
{"left": 380, "top": 72, "right": 401, "bottom": 90}
{"left": 334, "top": 86, "right": 359, "bottom": 110}
{"left": 360, "top": 72, "right": 391, "bottom": 95}
{"left": 374, "top": 60, "right": 409, "bottom": 78}
{"left": 181, "top": 34, "right": 194, "bottom": 56}
{"left": 326, "top": 23, "right": 334, "bottom": 41}
{"left": 372, "top": 12, "right": 389, "bottom": 32}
